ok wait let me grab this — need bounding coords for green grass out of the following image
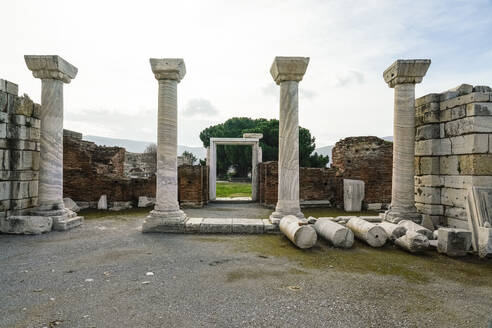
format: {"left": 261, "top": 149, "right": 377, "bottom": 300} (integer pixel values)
{"left": 216, "top": 182, "right": 252, "bottom": 197}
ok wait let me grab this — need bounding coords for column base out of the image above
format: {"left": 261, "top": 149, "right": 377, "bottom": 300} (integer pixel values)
{"left": 269, "top": 205, "right": 304, "bottom": 225}
{"left": 32, "top": 208, "right": 84, "bottom": 231}
{"left": 142, "top": 209, "right": 187, "bottom": 233}
{"left": 384, "top": 206, "right": 422, "bottom": 224}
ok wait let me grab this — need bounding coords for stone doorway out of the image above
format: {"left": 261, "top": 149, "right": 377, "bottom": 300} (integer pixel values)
{"left": 207, "top": 134, "right": 263, "bottom": 201}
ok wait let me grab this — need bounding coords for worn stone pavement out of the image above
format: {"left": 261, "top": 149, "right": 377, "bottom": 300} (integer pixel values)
{"left": 1, "top": 205, "right": 492, "bottom": 328}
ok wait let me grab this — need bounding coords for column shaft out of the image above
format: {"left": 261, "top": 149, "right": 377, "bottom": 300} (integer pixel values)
{"left": 391, "top": 83, "right": 417, "bottom": 212}
{"left": 38, "top": 79, "right": 64, "bottom": 211}
{"left": 155, "top": 80, "right": 180, "bottom": 212}
{"left": 271, "top": 81, "right": 303, "bottom": 221}
{"left": 251, "top": 143, "right": 258, "bottom": 201}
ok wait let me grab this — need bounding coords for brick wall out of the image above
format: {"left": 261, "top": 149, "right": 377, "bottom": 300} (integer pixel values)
{"left": 414, "top": 84, "right": 492, "bottom": 229}
{"left": 178, "top": 165, "right": 209, "bottom": 207}
{"left": 332, "top": 136, "right": 393, "bottom": 205}
{"left": 0, "top": 79, "right": 40, "bottom": 218}
{"left": 258, "top": 161, "right": 338, "bottom": 207}
{"left": 63, "top": 133, "right": 208, "bottom": 207}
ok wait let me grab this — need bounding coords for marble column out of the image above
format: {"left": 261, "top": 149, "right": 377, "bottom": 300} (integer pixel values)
{"left": 269, "top": 57, "right": 309, "bottom": 224}
{"left": 25, "top": 55, "right": 83, "bottom": 231}
{"left": 142, "top": 58, "right": 187, "bottom": 232}
{"left": 209, "top": 141, "right": 217, "bottom": 200}
{"left": 383, "top": 59, "right": 431, "bottom": 223}
{"left": 251, "top": 142, "right": 258, "bottom": 201}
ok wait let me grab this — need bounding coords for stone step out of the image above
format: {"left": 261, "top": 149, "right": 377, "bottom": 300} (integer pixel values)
{"left": 53, "top": 216, "right": 84, "bottom": 231}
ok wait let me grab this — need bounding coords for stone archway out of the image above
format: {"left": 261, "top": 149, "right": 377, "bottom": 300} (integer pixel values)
{"left": 207, "top": 133, "right": 263, "bottom": 201}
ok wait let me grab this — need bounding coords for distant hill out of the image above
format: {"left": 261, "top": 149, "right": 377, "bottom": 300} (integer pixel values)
{"left": 83, "top": 135, "right": 207, "bottom": 159}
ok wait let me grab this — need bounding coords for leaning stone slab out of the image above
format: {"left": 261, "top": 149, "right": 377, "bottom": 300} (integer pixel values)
{"left": 398, "top": 220, "right": 433, "bottom": 240}
{"left": 232, "top": 218, "right": 264, "bottom": 234}
{"left": 437, "top": 228, "right": 472, "bottom": 257}
{"left": 478, "top": 227, "right": 492, "bottom": 258}
{"left": 200, "top": 218, "right": 233, "bottom": 234}
{"left": 395, "top": 231, "right": 429, "bottom": 253}
{"left": 138, "top": 196, "right": 155, "bottom": 208}
{"left": 379, "top": 221, "right": 407, "bottom": 241}
{"left": 314, "top": 218, "right": 354, "bottom": 248}
{"left": 280, "top": 215, "right": 317, "bottom": 249}
{"left": 343, "top": 179, "right": 365, "bottom": 212}
{"left": 466, "top": 186, "right": 492, "bottom": 252}
{"left": 346, "top": 217, "right": 387, "bottom": 247}
{"left": 0, "top": 216, "right": 52, "bottom": 234}
{"left": 63, "top": 198, "right": 80, "bottom": 212}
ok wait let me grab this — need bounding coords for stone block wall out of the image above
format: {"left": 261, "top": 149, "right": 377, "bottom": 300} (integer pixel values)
{"left": 414, "top": 84, "right": 492, "bottom": 229}
{"left": 0, "top": 79, "right": 40, "bottom": 219}
{"left": 331, "top": 136, "right": 393, "bottom": 206}
{"left": 258, "top": 161, "right": 338, "bottom": 207}
{"left": 178, "top": 165, "right": 209, "bottom": 207}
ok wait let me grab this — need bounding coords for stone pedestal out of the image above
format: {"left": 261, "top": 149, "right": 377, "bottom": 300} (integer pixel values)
{"left": 383, "top": 59, "right": 431, "bottom": 223}
{"left": 269, "top": 57, "right": 309, "bottom": 224}
{"left": 142, "top": 58, "right": 187, "bottom": 232}
{"left": 25, "top": 55, "right": 83, "bottom": 231}
{"left": 343, "top": 179, "right": 365, "bottom": 212}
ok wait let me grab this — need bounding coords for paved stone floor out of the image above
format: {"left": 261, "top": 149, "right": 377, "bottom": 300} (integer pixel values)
{"left": 1, "top": 205, "right": 492, "bottom": 328}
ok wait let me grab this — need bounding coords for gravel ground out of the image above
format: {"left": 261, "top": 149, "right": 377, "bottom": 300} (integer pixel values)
{"left": 1, "top": 205, "right": 492, "bottom": 328}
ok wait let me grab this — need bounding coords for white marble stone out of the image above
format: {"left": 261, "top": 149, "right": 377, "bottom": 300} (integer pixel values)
{"left": 466, "top": 186, "right": 492, "bottom": 253}
{"left": 384, "top": 59, "right": 431, "bottom": 223}
{"left": 24, "top": 55, "right": 83, "bottom": 231}
{"left": 343, "top": 179, "right": 365, "bottom": 212}
{"left": 0, "top": 215, "right": 52, "bottom": 234}
{"left": 98, "top": 195, "right": 107, "bottom": 210}
{"left": 437, "top": 228, "right": 472, "bottom": 257}
{"left": 143, "top": 58, "right": 187, "bottom": 233}
{"left": 63, "top": 198, "right": 80, "bottom": 212}
{"left": 138, "top": 196, "right": 155, "bottom": 208}
{"left": 270, "top": 57, "right": 309, "bottom": 224}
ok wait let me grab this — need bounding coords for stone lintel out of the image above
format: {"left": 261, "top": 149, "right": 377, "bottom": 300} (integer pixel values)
{"left": 243, "top": 133, "right": 263, "bottom": 139}
{"left": 270, "top": 56, "right": 309, "bottom": 85}
{"left": 24, "top": 55, "right": 78, "bottom": 83}
{"left": 383, "top": 59, "right": 431, "bottom": 88}
{"left": 211, "top": 137, "right": 260, "bottom": 145}
{"left": 149, "top": 58, "right": 186, "bottom": 81}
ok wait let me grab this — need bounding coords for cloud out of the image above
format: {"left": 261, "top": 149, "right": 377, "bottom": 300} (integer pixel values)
{"left": 181, "top": 98, "right": 219, "bottom": 117}
{"left": 334, "top": 70, "right": 365, "bottom": 87}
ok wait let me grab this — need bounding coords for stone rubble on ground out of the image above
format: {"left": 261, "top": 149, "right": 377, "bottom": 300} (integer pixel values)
{"left": 378, "top": 221, "right": 407, "bottom": 241}
{"left": 466, "top": 186, "right": 492, "bottom": 258}
{"left": 437, "top": 227, "right": 472, "bottom": 257}
{"left": 398, "top": 220, "right": 434, "bottom": 240}
{"left": 346, "top": 217, "right": 387, "bottom": 247}
{"left": 279, "top": 215, "right": 317, "bottom": 249}
{"left": 314, "top": 218, "right": 354, "bottom": 248}
{"left": 395, "top": 231, "right": 430, "bottom": 253}
{"left": 63, "top": 198, "right": 80, "bottom": 212}
{"left": 138, "top": 196, "right": 155, "bottom": 208}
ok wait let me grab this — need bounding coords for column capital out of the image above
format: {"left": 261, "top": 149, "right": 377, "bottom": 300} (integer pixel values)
{"left": 383, "top": 59, "right": 431, "bottom": 88}
{"left": 150, "top": 58, "right": 186, "bottom": 82}
{"left": 24, "top": 55, "right": 78, "bottom": 83}
{"left": 270, "top": 56, "right": 309, "bottom": 85}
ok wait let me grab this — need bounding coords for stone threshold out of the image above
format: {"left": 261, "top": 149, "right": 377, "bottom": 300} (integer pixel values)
{"left": 175, "top": 217, "right": 279, "bottom": 234}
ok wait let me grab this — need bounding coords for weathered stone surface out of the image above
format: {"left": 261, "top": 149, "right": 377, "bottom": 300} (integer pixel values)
{"left": 416, "top": 124, "right": 440, "bottom": 141}
{"left": 439, "top": 156, "right": 459, "bottom": 175}
{"left": 450, "top": 134, "right": 488, "bottom": 155}
{"left": 314, "top": 218, "right": 354, "bottom": 248}
{"left": 379, "top": 221, "right": 407, "bottom": 241}
{"left": 458, "top": 154, "right": 492, "bottom": 175}
{"left": 383, "top": 59, "right": 431, "bottom": 87}
{"left": 398, "top": 220, "right": 433, "bottom": 239}
{"left": 52, "top": 214, "right": 83, "bottom": 231}
{"left": 185, "top": 217, "right": 202, "bottom": 233}
{"left": 232, "top": 218, "right": 264, "bottom": 234}
{"left": 138, "top": 196, "right": 155, "bottom": 208}
{"left": 63, "top": 198, "right": 80, "bottom": 212}
{"left": 445, "top": 116, "right": 492, "bottom": 137}
{"left": 98, "top": 195, "right": 107, "bottom": 210}
{"left": 440, "top": 92, "right": 491, "bottom": 110}
{"left": 415, "top": 139, "right": 451, "bottom": 156}
{"left": 270, "top": 57, "right": 310, "bottom": 84}
{"left": 444, "top": 206, "right": 467, "bottom": 221}
{"left": 443, "top": 175, "right": 492, "bottom": 189}
{"left": 395, "top": 231, "right": 429, "bottom": 253}
{"left": 447, "top": 84, "right": 473, "bottom": 96}
{"left": 200, "top": 218, "right": 233, "bottom": 233}
{"left": 262, "top": 218, "right": 278, "bottom": 234}
{"left": 415, "top": 203, "right": 444, "bottom": 216}
{"left": 343, "top": 179, "right": 364, "bottom": 212}
{"left": 466, "top": 102, "right": 492, "bottom": 116}
{"left": 149, "top": 58, "right": 186, "bottom": 81}
{"left": 25, "top": 55, "right": 78, "bottom": 83}
{"left": 415, "top": 93, "right": 440, "bottom": 107}
{"left": 415, "top": 186, "right": 441, "bottom": 204}
{"left": 437, "top": 228, "right": 471, "bottom": 257}
{"left": 0, "top": 215, "right": 52, "bottom": 234}
{"left": 109, "top": 201, "right": 132, "bottom": 211}
{"left": 279, "top": 215, "right": 317, "bottom": 249}
{"left": 473, "top": 85, "right": 492, "bottom": 92}
{"left": 347, "top": 217, "right": 387, "bottom": 247}
{"left": 414, "top": 175, "right": 443, "bottom": 187}
{"left": 441, "top": 188, "right": 467, "bottom": 208}
{"left": 419, "top": 157, "right": 440, "bottom": 175}
{"left": 440, "top": 106, "right": 466, "bottom": 123}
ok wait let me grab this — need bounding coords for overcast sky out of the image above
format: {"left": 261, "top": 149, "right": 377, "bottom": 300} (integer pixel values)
{"left": 2, "top": 0, "right": 492, "bottom": 147}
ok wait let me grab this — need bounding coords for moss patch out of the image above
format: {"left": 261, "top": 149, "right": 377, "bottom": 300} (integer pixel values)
{"left": 228, "top": 235, "right": 492, "bottom": 286}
